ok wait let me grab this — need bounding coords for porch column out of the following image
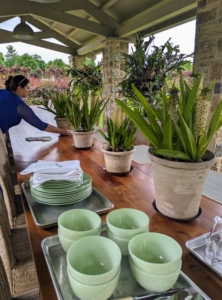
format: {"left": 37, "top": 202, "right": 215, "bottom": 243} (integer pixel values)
{"left": 194, "top": 0, "right": 222, "bottom": 172}
{"left": 102, "top": 37, "right": 130, "bottom": 125}
{"left": 68, "top": 55, "right": 86, "bottom": 68}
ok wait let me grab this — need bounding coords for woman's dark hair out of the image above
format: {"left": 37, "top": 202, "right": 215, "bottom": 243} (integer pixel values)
{"left": 5, "top": 75, "right": 29, "bottom": 91}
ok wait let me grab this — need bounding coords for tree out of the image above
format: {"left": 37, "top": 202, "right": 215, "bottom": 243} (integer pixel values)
{"left": 46, "top": 58, "right": 66, "bottom": 69}
{"left": 85, "top": 57, "right": 95, "bottom": 66}
{"left": 0, "top": 52, "right": 5, "bottom": 66}
{"left": 5, "top": 45, "right": 18, "bottom": 67}
{"left": 15, "top": 53, "right": 39, "bottom": 70}
{"left": 32, "top": 54, "right": 46, "bottom": 70}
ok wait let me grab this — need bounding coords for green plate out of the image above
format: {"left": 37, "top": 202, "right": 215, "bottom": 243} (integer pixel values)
{"left": 31, "top": 173, "right": 92, "bottom": 195}
{"left": 31, "top": 188, "right": 92, "bottom": 205}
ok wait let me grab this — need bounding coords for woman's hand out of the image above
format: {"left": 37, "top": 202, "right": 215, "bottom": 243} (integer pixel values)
{"left": 59, "top": 128, "right": 72, "bottom": 136}
{"left": 45, "top": 124, "right": 72, "bottom": 135}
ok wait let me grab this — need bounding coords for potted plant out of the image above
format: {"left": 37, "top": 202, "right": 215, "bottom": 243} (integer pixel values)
{"left": 65, "top": 93, "right": 108, "bottom": 149}
{"left": 67, "top": 62, "right": 104, "bottom": 127}
{"left": 37, "top": 89, "right": 71, "bottom": 129}
{"left": 67, "top": 62, "right": 102, "bottom": 96}
{"left": 116, "top": 73, "right": 222, "bottom": 220}
{"left": 119, "top": 33, "right": 191, "bottom": 144}
{"left": 99, "top": 105, "right": 136, "bottom": 174}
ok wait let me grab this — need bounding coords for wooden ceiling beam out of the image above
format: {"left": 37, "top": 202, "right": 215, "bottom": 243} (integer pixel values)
{"left": 54, "top": 0, "right": 120, "bottom": 29}
{"left": 77, "top": 37, "right": 104, "bottom": 55}
{"left": 27, "top": 39, "right": 75, "bottom": 54}
{"left": 25, "top": 15, "right": 79, "bottom": 49}
{"left": 140, "top": 9, "right": 197, "bottom": 38}
{"left": 0, "top": 28, "right": 75, "bottom": 54}
{"left": 99, "top": 0, "right": 119, "bottom": 11}
{"left": 50, "top": 22, "right": 58, "bottom": 29}
{"left": 115, "top": 0, "right": 196, "bottom": 37}
{"left": 0, "top": 0, "right": 114, "bottom": 36}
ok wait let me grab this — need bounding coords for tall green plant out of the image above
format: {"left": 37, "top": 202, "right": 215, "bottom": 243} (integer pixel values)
{"left": 66, "top": 95, "right": 108, "bottom": 132}
{"left": 116, "top": 74, "right": 222, "bottom": 162}
{"left": 120, "top": 33, "right": 191, "bottom": 109}
{"left": 99, "top": 105, "right": 136, "bottom": 151}
{"left": 67, "top": 63, "right": 103, "bottom": 96}
{"left": 37, "top": 90, "right": 71, "bottom": 118}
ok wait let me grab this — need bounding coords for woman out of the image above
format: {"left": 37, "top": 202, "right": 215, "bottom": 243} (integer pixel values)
{"left": 0, "top": 75, "right": 71, "bottom": 135}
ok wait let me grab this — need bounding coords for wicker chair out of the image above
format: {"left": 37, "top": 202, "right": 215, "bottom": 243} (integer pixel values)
{"left": 0, "top": 254, "right": 39, "bottom": 300}
{"left": 0, "top": 192, "right": 39, "bottom": 298}
{"left": 0, "top": 167, "right": 25, "bottom": 229}
{"left": 0, "top": 130, "right": 15, "bottom": 168}
{"left": 0, "top": 138, "right": 19, "bottom": 191}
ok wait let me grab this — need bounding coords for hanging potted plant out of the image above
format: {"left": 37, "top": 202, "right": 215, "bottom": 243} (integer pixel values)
{"left": 65, "top": 93, "right": 108, "bottom": 149}
{"left": 119, "top": 33, "right": 191, "bottom": 144}
{"left": 116, "top": 73, "right": 222, "bottom": 220}
{"left": 37, "top": 89, "right": 71, "bottom": 129}
{"left": 99, "top": 105, "right": 136, "bottom": 174}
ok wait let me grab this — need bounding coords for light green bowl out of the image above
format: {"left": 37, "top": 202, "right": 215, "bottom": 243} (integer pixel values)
{"left": 58, "top": 209, "right": 101, "bottom": 240}
{"left": 129, "top": 257, "right": 181, "bottom": 292}
{"left": 106, "top": 208, "right": 149, "bottom": 239}
{"left": 58, "top": 228, "right": 101, "bottom": 253}
{"left": 67, "top": 236, "right": 121, "bottom": 285}
{"left": 67, "top": 266, "right": 120, "bottom": 300}
{"left": 107, "top": 228, "right": 130, "bottom": 256}
{"left": 58, "top": 230, "right": 75, "bottom": 252}
{"left": 128, "top": 232, "right": 182, "bottom": 275}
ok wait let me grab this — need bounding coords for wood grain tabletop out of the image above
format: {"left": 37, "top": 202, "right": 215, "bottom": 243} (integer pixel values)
{"left": 10, "top": 107, "right": 222, "bottom": 300}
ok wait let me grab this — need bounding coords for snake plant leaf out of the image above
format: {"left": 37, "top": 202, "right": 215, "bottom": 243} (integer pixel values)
{"left": 98, "top": 130, "right": 109, "bottom": 143}
{"left": 179, "top": 75, "right": 186, "bottom": 111}
{"left": 115, "top": 99, "right": 162, "bottom": 149}
{"left": 216, "top": 115, "right": 222, "bottom": 132}
{"left": 172, "top": 120, "right": 189, "bottom": 156}
{"left": 37, "top": 105, "right": 56, "bottom": 116}
{"left": 184, "top": 75, "right": 202, "bottom": 122}
{"left": 196, "top": 100, "right": 222, "bottom": 160}
{"left": 153, "top": 149, "right": 192, "bottom": 161}
{"left": 178, "top": 110, "right": 197, "bottom": 160}
{"left": 131, "top": 84, "right": 163, "bottom": 139}
{"left": 162, "top": 115, "right": 173, "bottom": 149}
{"left": 150, "top": 105, "right": 162, "bottom": 121}
{"left": 161, "top": 85, "right": 167, "bottom": 121}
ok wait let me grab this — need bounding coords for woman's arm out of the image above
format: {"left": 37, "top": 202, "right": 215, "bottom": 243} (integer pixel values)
{"left": 17, "top": 103, "right": 72, "bottom": 135}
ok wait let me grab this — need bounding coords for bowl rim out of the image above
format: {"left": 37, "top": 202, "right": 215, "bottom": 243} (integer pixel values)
{"left": 107, "top": 208, "right": 149, "bottom": 233}
{"left": 58, "top": 209, "right": 101, "bottom": 234}
{"left": 129, "top": 256, "right": 182, "bottom": 277}
{"left": 128, "top": 232, "right": 182, "bottom": 267}
{"left": 67, "top": 265, "right": 121, "bottom": 286}
{"left": 107, "top": 227, "right": 130, "bottom": 241}
{"left": 67, "top": 236, "right": 122, "bottom": 279}
{"left": 58, "top": 227, "right": 101, "bottom": 242}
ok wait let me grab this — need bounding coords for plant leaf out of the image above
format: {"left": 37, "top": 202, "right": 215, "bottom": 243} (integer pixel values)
{"left": 131, "top": 85, "right": 163, "bottom": 139}
{"left": 172, "top": 119, "right": 189, "bottom": 156}
{"left": 178, "top": 110, "right": 197, "bottom": 160}
{"left": 162, "top": 115, "right": 173, "bottom": 149}
{"left": 116, "top": 99, "right": 162, "bottom": 149}
{"left": 153, "top": 149, "right": 192, "bottom": 161}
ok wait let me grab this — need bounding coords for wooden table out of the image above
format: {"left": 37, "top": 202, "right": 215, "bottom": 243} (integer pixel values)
{"left": 10, "top": 107, "right": 222, "bottom": 300}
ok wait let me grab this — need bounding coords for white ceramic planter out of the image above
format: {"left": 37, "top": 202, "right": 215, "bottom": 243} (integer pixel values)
{"left": 72, "top": 130, "right": 94, "bottom": 149}
{"left": 101, "top": 144, "right": 135, "bottom": 173}
{"left": 54, "top": 117, "right": 70, "bottom": 129}
{"left": 148, "top": 148, "right": 216, "bottom": 220}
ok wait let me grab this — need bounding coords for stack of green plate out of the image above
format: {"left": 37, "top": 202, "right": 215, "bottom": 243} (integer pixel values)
{"left": 30, "top": 173, "right": 92, "bottom": 205}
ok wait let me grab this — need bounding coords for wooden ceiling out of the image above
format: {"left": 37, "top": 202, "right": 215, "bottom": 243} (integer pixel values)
{"left": 0, "top": 0, "right": 197, "bottom": 56}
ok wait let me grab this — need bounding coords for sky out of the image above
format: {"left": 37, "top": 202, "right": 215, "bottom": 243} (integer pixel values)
{"left": 0, "top": 17, "right": 196, "bottom": 64}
